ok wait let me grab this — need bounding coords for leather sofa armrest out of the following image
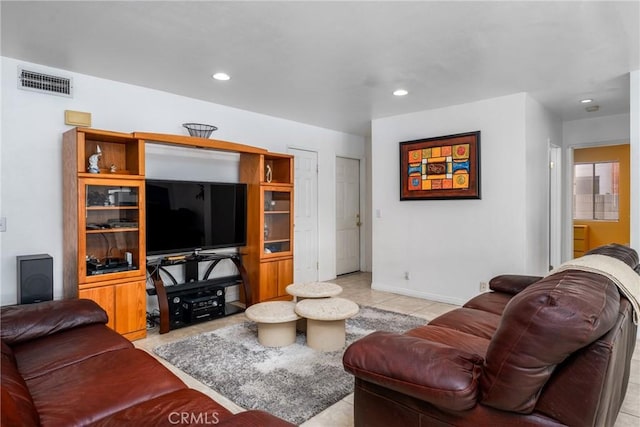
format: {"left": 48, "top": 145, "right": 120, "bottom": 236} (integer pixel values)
{"left": 0, "top": 299, "right": 108, "bottom": 345}
{"left": 217, "top": 410, "right": 296, "bottom": 426}
{"left": 343, "top": 331, "right": 483, "bottom": 411}
{"left": 489, "top": 275, "right": 543, "bottom": 295}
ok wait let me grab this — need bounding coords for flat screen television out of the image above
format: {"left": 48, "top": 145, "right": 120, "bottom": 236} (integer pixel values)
{"left": 145, "top": 179, "right": 247, "bottom": 255}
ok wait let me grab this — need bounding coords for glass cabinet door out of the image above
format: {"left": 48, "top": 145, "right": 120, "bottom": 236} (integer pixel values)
{"left": 263, "top": 189, "right": 291, "bottom": 255}
{"left": 84, "top": 183, "right": 141, "bottom": 276}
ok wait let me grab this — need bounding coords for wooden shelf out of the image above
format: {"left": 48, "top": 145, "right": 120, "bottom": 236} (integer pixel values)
{"left": 78, "top": 172, "right": 143, "bottom": 180}
{"left": 239, "top": 152, "right": 294, "bottom": 303}
{"left": 86, "top": 228, "right": 139, "bottom": 234}
{"left": 265, "top": 238, "right": 290, "bottom": 244}
{"left": 134, "top": 131, "right": 269, "bottom": 155}
{"left": 86, "top": 206, "right": 138, "bottom": 210}
{"left": 63, "top": 127, "right": 147, "bottom": 341}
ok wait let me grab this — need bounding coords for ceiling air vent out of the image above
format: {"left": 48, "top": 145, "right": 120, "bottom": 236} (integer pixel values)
{"left": 18, "top": 67, "right": 73, "bottom": 97}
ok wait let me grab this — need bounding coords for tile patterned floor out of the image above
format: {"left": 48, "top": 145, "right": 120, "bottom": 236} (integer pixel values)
{"left": 135, "top": 272, "right": 640, "bottom": 426}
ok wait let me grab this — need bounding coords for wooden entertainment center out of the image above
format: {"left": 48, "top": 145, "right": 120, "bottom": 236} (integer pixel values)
{"left": 62, "top": 127, "right": 294, "bottom": 340}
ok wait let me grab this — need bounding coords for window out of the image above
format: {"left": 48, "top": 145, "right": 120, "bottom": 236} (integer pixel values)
{"left": 573, "top": 162, "right": 619, "bottom": 220}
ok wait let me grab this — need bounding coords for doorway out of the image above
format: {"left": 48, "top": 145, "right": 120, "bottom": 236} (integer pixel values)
{"left": 572, "top": 144, "right": 630, "bottom": 255}
{"left": 290, "top": 148, "right": 319, "bottom": 283}
{"left": 336, "top": 157, "right": 361, "bottom": 275}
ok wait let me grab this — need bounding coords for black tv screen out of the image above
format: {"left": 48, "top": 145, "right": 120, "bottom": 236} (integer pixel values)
{"left": 145, "top": 179, "right": 247, "bottom": 255}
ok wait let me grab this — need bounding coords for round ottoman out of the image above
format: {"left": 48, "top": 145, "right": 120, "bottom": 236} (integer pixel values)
{"left": 285, "top": 282, "right": 343, "bottom": 299}
{"left": 245, "top": 301, "right": 300, "bottom": 347}
{"left": 286, "top": 282, "right": 344, "bottom": 332}
{"left": 295, "top": 297, "right": 359, "bottom": 351}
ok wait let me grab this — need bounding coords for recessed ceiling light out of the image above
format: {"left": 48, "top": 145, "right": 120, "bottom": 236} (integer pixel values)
{"left": 393, "top": 89, "right": 408, "bottom": 96}
{"left": 580, "top": 98, "right": 593, "bottom": 104}
{"left": 212, "top": 72, "right": 231, "bottom": 81}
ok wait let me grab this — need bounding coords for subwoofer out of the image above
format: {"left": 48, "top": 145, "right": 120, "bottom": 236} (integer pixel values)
{"left": 17, "top": 254, "right": 53, "bottom": 304}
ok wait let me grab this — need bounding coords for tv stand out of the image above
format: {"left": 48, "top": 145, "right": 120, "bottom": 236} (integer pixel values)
{"left": 146, "top": 253, "right": 252, "bottom": 334}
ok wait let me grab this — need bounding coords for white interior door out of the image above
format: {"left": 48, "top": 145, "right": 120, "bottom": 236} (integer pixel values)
{"left": 336, "top": 157, "right": 360, "bottom": 275}
{"left": 290, "top": 148, "right": 318, "bottom": 283}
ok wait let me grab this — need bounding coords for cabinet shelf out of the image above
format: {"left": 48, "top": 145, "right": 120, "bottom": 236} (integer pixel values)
{"left": 264, "top": 210, "right": 290, "bottom": 215}
{"left": 86, "top": 228, "right": 139, "bottom": 234}
{"left": 78, "top": 172, "right": 142, "bottom": 179}
{"left": 87, "top": 206, "right": 139, "bottom": 210}
{"left": 265, "top": 238, "right": 290, "bottom": 244}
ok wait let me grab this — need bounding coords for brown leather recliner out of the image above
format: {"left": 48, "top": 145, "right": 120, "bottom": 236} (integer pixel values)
{"left": 343, "top": 244, "right": 639, "bottom": 426}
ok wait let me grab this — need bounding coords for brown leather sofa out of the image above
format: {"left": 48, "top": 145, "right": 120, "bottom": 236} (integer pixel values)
{"left": 344, "top": 244, "right": 639, "bottom": 426}
{"left": 1, "top": 299, "right": 294, "bottom": 427}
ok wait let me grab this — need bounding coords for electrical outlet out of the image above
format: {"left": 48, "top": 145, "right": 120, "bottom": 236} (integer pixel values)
{"left": 479, "top": 281, "right": 488, "bottom": 292}
{"left": 0, "top": 217, "right": 6, "bottom": 232}
{"left": 404, "top": 271, "right": 410, "bottom": 280}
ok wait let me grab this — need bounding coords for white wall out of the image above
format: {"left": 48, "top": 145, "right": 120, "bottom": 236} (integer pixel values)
{"left": 0, "top": 57, "right": 365, "bottom": 305}
{"left": 525, "top": 96, "right": 563, "bottom": 272}
{"left": 364, "top": 134, "right": 373, "bottom": 272}
{"left": 371, "top": 93, "right": 554, "bottom": 305}
{"left": 563, "top": 113, "right": 631, "bottom": 146}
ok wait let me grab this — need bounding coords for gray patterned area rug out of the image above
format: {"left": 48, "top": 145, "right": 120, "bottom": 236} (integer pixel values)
{"left": 153, "top": 306, "right": 425, "bottom": 425}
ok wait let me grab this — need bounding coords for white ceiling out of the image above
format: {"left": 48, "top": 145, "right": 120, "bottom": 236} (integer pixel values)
{"left": 2, "top": 1, "right": 639, "bottom": 136}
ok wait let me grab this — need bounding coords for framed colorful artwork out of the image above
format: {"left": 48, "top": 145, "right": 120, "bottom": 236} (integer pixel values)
{"left": 399, "top": 131, "right": 481, "bottom": 200}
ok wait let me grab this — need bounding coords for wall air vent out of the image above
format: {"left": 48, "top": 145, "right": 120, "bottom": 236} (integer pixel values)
{"left": 18, "top": 67, "right": 73, "bottom": 97}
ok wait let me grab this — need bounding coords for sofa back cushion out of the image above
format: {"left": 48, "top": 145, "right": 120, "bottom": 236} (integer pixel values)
{"left": 585, "top": 243, "right": 639, "bottom": 270}
{"left": 1, "top": 299, "right": 108, "bottom": 345}
{"left": 1, "top": 340, "right": 39, "bottom": 426}
{"left": 480, "top": 270, "right": 620, "bottom": 413}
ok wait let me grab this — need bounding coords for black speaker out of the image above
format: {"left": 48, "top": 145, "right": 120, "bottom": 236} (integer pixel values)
{"left": 17, "top": 254, "right": 53, "bottom": 304}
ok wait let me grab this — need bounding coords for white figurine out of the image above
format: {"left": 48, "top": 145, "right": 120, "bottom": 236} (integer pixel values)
{"left": 88, "top": 145, "right": 102, "bottom": 173}
{"left": 265, "top": 164, "right": 272, "bottom": 183}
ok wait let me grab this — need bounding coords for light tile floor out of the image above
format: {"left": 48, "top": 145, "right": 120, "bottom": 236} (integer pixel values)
{"left": 136, "top": 272, "right": 640, "bottom": 426}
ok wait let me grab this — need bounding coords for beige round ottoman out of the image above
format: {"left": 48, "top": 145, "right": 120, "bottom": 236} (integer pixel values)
{"left": 295, "top": 297, "right": 359, "bottom": 351}
{"left": 286, "top": 282, "right": 344, "bottom": 332}
{"left": 285, "top": 282, "right": 343, "bottom": 299}
{"left": 245, "top": 301, "right": 300, "bottom": 347}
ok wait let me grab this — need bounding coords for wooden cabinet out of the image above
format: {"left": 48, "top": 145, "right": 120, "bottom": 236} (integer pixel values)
{"left": 113, "top": 280, "right": 147, "bottom": 336}
{"left": 63, "top": 128, "right": 147, "bottom": 340}
{"left": 77, "top": 280, "right": 146, "bottom": 337}
{"left": 258, "top": 258, "right": 294, "bottom": 301}
{"left": 78, "top": 177, "right": 145, "bottom": 283}
{"left": 63, "top": 128, "right": 294, "bottom": 322}
{"left": 78, "top": 285, "right": 115, "bottom": 329}
{"left": 241, "top": 153, "right": 294, "bottom": 302}
{"left": 573, "top": 225, "right": 589, "bottom": 258}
